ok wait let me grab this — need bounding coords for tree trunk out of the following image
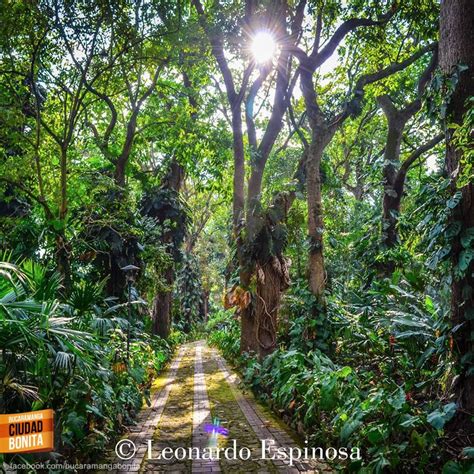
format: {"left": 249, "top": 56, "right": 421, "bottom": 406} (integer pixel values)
{"left": 230, "top": 101, "right": 262, "bottom": 355}
{"left": 440, "top": 0, "right": 474, "bottom": 436}
{"left": 114, "top": 159, "right": 126, "bottom": 188}
{"left": 59, "top": 146, "right": 68, "bottom": 221}
{"left": 240, "top": 309, "right": 259, "bottom": 354}
{"left": 381, "top": 121, "right": 404, "bottom": 250}
{"left": 377, "top": 53, "right": 440, "bottom": 269}
{"left": 239, "top": 268, "right": 259, "bottom": 354}
{"left": 255, "top": 256, "right": 290, "bottom": 358}
{"left": 307, "top": 136, "right": 326, "bottom": 300}
{"left": 201, "top": 290, "right": 209, "bottom": 323}
{"left": 239, "top": 191, "right": 294, "bottom": 357}
{"left": 152, "top": 267, "right": 173, "bottom": 338}
{"left": 240, "top": 180, "right": 294, "bottom": 359}
{"left": 239, "top": 258, "right": 290, "bottom": 358}
{"left": 57, "top": 146, "right": 71, "bottom": 293}
{"left": 55, "top": 231, "right": 71, "bottom": 294}
{"left": 107, "top": 253, "right": 126, "bottom": 298}
{"left": 381, "top": 182, "right": 404, "bottom": 275}
{"left": 231, "top": 105, "right": 245, "bottom": 230}
{"left": 382, "top": 181, "right": 404, "bottom": 249}
{"left": 150, "top": 158, "right": 184, "bottom": 339}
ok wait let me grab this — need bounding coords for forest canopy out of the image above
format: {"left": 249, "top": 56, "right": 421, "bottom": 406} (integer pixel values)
{"left": 0, "top": 0, "right": 473, "bottom": 472}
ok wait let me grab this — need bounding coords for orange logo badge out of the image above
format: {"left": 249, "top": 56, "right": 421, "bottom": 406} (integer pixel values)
{"left": 0, "top": 409, "right": 54, "bottom": 454}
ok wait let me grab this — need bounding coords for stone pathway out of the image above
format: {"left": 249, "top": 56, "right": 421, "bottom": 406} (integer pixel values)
{"left": 213, "top": 351, "right": 327, "bottom": 473}
{"left": 192, "top": 344, "right": 221, "bottom": 473}
{"left": 108, "top": 341, "right": 331, "bottom": 474}
{"left": 144, "top": 345, "right": 195, "bottom": 473}
{"left": 109, "top": 346, "right": 186, "bottom": 473}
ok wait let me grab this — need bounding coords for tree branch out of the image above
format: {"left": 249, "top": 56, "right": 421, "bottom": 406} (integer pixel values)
{"left": 288, "top": 103, "right": 309, "bottom": 149}
{"left": 399, "top": 133, "right": 444, "bottom": 175}
{"left": 336, "top": 43, "right": 436, "bottom": 126}
{"left": 308, "top": 5, "right": 397, "bottom": 70}
{"left": 245, "top": 64, "right": 271, "bottom": 150}
{"left": 192, "top": 0, "right": 239, "bottom": 105}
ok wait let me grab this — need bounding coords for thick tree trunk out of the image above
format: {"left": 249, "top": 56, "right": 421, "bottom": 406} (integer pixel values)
{"left": 240, "top": 177, "right": 295, "bottom": 358}
{"left": 231, "top": 102, "right": 264, "bottom": 356}
{"left": 300, "top": 65, "right": 332, "bottom": 302}
{"left": 377, "top": 94, "right": 415, "bottom": 255}
{"left": 240, "top": 257, "right": 290, "bottom": 358}
{"left": 255, "top": 256, "right": 290, "bottom": 358}
{"left": 440, "top": 0, "right": 474, "bottom": 436}
{"left": 239, "top": 192, "right": 294, "bottom": 357}
{"left": 114, "top": 159, "right": 126, "bottom": 188}
{"left": 151, "top": 159, "right": 184, "bottom": 339}
{"left": 239, "top": 268, "right": 259, "bottom": 354}
{"left": 240, "top": 309, "right": 259, "bottom": 354}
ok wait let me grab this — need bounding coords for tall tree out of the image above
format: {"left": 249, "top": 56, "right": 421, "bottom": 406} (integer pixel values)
{"left": 439, "top": 0, "right": 474, "bottom": 436}
{"left": 145, "top": 158, "right": 186, "bottom": 338}
{"left": 193, "top": 0, "right": 306, "bottom": 356}
{"left": 293, "top": 4, "right": 433, "bottom": 301}
{"left": 0, "top": 1, "right": 104, "bottom": 291}
{"left": 377, "top": 51, "right": 443, "bottom": 270}
{"left": 52, "top": 1, "right": 186, "bottom": 299}
{"left": 1, "top": 1, "right": 198, "bottom": 307}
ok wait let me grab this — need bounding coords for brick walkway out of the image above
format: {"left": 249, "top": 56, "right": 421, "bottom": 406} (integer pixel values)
{"left": 108, "top": 346, "right": 186, "bottom": 473}
{"left": 213, "top": 349, "right": 330, "bottom": 473}
{"left": 143, "top": 345, "right": 195, "bottom": 473}
{"left": 192, "top": 343, "right": 221, "bottom": 473}
{"left": 106, "top": 342, "right": 331, "bottom": 473}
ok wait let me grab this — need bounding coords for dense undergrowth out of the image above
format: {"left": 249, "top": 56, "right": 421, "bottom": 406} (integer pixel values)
{"left": 207, "top": 271, "right": 474, "bottom": 473}
{"left": 0, "top": 257, "right": 184, "bottom": 467}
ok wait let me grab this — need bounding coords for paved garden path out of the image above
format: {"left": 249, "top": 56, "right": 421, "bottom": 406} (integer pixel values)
{"left": 110, "top": 341, "right": 332, "bottom": 474}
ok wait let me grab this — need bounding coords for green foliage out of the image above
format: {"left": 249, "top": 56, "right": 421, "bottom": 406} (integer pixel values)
{"left": 173, "top": 252, "right": 204, "bottom": 332}
{"left": 450, "top": 97, "right": 474, "bottom": 188}
{"left": 209, "top": 257, "right": 463, "bottom": 471}
{"left": 0, "top": 257, "right": 178, "bottom": 462}
{"left": 141, "top": 187, "right": 189, "bottom": 262}
{"left": 281, "top": 278, "right": 332, "bottom": 352}
{"left": 206, "top": 309, "right": 241, "bottom": 361}
{"left": 0, "top": 0, "right": 470, "bottom": 471}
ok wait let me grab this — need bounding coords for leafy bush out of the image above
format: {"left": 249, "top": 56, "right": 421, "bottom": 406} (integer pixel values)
{"left": 206, "top": 309, "right": 241, "bottom": 360}
{"left": 173, "top": 252, "right": 204, "bottom": 332}
{"left": 0, "top": 258, "right": 178, "bottom": 464}
{"left": 239, "top": 346, "right": 464, "bottom": 472}
{"left": 209, "top": 276, "right": 474, "bottom": 472}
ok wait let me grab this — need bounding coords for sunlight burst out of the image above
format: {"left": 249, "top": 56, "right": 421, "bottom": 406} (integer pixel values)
{"left": 251, "top": 31, "right": 277, "bottom": 63}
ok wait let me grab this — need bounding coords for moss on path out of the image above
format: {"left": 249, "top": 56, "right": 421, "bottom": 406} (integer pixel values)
{"left": 203, "top": 346, "right": 278, "bottom": 473}
{"left": 143, "top": 345, "right": 195, "bottom": 473}
{"left": 105, "top": 342, "right": 330, "bottom": 473}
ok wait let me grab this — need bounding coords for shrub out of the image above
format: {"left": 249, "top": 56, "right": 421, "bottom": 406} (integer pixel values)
{"left": 206, "top": 309, "right": 241, "bottom": 360}
{"left": 0, "top": 258, "right": 178, "bottom": 464}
